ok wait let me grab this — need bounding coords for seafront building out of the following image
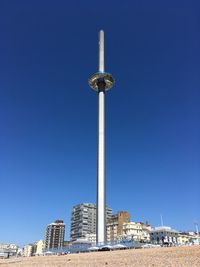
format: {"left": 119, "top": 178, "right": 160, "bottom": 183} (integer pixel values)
{"left": 69, "top": 233, "right": 97, "bottom": 246}
{"left": 106, "top": 211, "right": 130, "bottom": 242}
{"left": 22, "top": 240, "right": 44, "bottom": 257}
{"left": 44, "top": 220, "right": 65, "bottom": 249}
{"left": 84, "top": 233, "right": 96, "bottom": 244}
{"left": 121, "top": 222, "right": 151, "bottom": 242}
{"left": 178, "top": 232, "right": 200, "bottom": 245}
{"left": 150, "top": 226, "right": 178, "bottom": 245}
{"left": 0, "top": 243, "right": 18, "bottom": 250}
{"left": 70, "top": 203, "right": 112, "bottom": 241}
{"left": 188, "top": 232, "right": 200, "bottom": 244}
{"left": 0, "top": 243, "right": 19, "bottom": 258}
{"left": 35, "top": 240, "right": 44, "bottom": 255}
{"left": 177, "top": 232, "right": 191, "bottom": 245}
{"left": 23, "top": 244, "right": 33, "bottom": 257}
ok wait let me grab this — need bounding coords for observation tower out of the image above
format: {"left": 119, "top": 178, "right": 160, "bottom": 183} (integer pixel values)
{"left": 88, "top": 30, "right": 115, "bottom": 244}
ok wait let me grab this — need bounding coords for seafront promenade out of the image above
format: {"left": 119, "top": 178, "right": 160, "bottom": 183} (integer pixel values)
{"left": 0, "top": 245, "right": 199, "bottom": 267}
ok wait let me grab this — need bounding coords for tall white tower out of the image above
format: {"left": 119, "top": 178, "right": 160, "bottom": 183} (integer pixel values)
{"left": 88, "top": 30, "right": 115, "bottom": 244}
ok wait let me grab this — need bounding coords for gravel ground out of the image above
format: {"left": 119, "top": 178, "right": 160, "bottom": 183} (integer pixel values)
{"left": 0, "top": 245, "right": 199, "bottom": 267}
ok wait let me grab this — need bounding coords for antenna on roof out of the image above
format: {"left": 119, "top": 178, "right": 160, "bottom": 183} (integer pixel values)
{"left": 194, "top": 221, "right": 199, "bottom": 235}
{"left": 160, "top": 214, "right": 164, "bottom": 227}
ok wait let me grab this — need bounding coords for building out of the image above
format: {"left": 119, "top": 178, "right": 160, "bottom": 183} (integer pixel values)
{"left": 70, "top": 203, "right": 112, "bottom": 241}
{"left": 45, "top": 220, "right": 65, "bottom": 249}
{"left": 178, "top": 232, "right": 200, "bottom": 245}
{"left": 177, "top": 232, "right": 191, "bottom": 245}
{"left": 0, "top": 243, "right": 19, "bottom": 258}
{"left": 23, "top": 244, "right": 33, "bottom": 257}
{"left": 188, "top": 232, "right": 200, "bottom": 244}
{"left": 63, "top": 240, "right": 72, "bottom": 247}
{"left": 122, "top": 222, "right": 151, "bottom": 242}
{"left": 22, "top": 240, "right": 44, "bottom": 257}
{"left": 84, "top": 233, "right": 96, "bottom": 244}
{"left": 107, "top": 211, "right": 130, "bottom": 242}
{"left": 0, "top": 244, "right": 18, "bottom": 251}
{"left": 72, "top": 233, "right": 97, "bottom": 244}
{"left": 35, "top": 240, "right": 44, "bottom": 255}
{"left": 150, "top": 226, "right": 178, "bottom": 245}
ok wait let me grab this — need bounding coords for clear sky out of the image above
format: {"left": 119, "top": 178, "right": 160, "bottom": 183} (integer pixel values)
{"left": 0, "top": 0, "right": 199, "bottom": 246}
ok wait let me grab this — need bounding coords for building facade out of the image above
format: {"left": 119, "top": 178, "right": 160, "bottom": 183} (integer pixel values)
{"left": 84, "top": 233, "right": 96, "bottom": 244}
{"left": 70, "top": 203, "right": 112, "bottom": 241}
{"left": 178, "top": 232, "right": 200, "bottom": 245}
{"left": 35, "top": 240, "right": 44, "bottom": 255}
{"left": 150, "top": 226, "right": 178, "bottom": 245}
{"left": 122, "top": 222, "right": 151, "bottom": 242}
{"left": 0, "top": 243, "right": 19, "bottom": 257}
{"left": 23, "top": 244, "right": 33, "bottom": 257}
{"left": 106, "top": 211, "right": 130, "bottom": 242}
{"left": 45, "top": 220, "right": 65, "bottom": 249}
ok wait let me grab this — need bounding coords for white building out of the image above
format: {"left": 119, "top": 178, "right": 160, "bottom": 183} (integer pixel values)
{"left": 35, "top": 240, "right": 44, "bottom": 255}
{"left": 71, "top": 233, "right": 97, "bottom": 245}
{"left": 0, "top": 244, "right": 18, "bottom": 250}
{"left": 0, "top": 243, "right": 19, "bottom": 257}
{"left": 178, "top": 232, "right": 200, "bottom": 245}
{"left": 107, "top": 221, "right": 118, "bottom": 242}
{"left": 122, "top": 222, "right": 151, "bottom": 242}
{"left": 84, "top": 233, "right": 96, "bottom": 244}
{"left": 150, "top": 226, "right": 178, "bottom": 245}
{"left": 23, "top": 244, "right": 33, "bottom": 257}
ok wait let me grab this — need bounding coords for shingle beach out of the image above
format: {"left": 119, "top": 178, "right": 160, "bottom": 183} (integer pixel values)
{"left": 0, "top": 245, "right": 199, "bottom": 267}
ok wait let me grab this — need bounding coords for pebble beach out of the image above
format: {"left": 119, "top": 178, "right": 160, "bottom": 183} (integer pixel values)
{"left": 0, "top": 245, "right": 199, "bottom": 267}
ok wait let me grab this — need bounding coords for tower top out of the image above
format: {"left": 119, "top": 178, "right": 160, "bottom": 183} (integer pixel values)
{"left": 88, "top": 30, "right": 115, "bottom": 92}
{"left": 99, "top": 30, "right": 104, "bottom": 73}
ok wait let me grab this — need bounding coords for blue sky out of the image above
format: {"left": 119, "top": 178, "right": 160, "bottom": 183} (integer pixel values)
{"left": 0, "top": 0, "right": 199, "bottom": 246}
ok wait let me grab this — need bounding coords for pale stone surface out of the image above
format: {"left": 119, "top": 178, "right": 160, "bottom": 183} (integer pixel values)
{"left": 0, "top": 246, "right": 200, "bottom": 267}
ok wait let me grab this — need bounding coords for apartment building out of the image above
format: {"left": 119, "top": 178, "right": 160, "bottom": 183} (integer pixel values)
{"left": 107, "top": 211, "right": 130, "bottom": 242}
{"left": 70, "top": 203, "right": 112, "bottom": 241}
{"left": 45, "top": 220, "right": 65, "bottom": 249}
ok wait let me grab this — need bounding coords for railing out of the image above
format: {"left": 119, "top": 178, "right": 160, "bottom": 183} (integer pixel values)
{"left": 44, "top": 239, "right": 142, "bottom": 254}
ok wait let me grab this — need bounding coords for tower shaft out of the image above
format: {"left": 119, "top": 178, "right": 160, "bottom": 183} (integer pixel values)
{"left": 97, "top": 30, "right": 106, "bottom": 244}
{"left": 97, "top": 90, "right": 106, "bottom": 243}
{"left": 99, "top": 30, "right": 104, "bottom": 72}
{"left": 88, "top": 30, "right": 115, "bottom": 245}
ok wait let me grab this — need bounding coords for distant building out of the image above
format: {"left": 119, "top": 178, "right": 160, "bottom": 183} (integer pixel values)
{"left": 178, "top": 232, "right": 200, "bottom": 245}
{"left": 177, "top": 232, "right": 190, "bottom": 245}
{"left": 107, "top": 211, "right": 130, "bottom": 242}
{"left": 45, "top": 220, "right": 65, "bottom": 249}
{"left": 122, "top": 222, "right": 151, "bottom": 242}
{"left": 150, "top": 226, "right": 178, "bottom": 245}
{"left": 188, "top": 232, "right": 200, "bottom": 244}
{"left": 0, "top": 244, "right": 18, "bottom": 250}
{"left": 0, "top": 243, "right": 19, "bottom": 257}
{"left": 85, "top": 233, "right": 96, "bottom": 244}
{"left": 32, "top": 243, "right": 37, "bottom": 255}
{"left": 23, "top": 244, "right": 33, "bottom": 257}
{"left": 35, "top": 240, "right": 44, "bottom": 255}
{"left": 63, "top": 240, "right": 72, "bottom": 247}
{"left": 22, "top": 240, "right": 44, "bottom": 257}
{"left": 70, "top": 203, "right": 112, "bottom": 241}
